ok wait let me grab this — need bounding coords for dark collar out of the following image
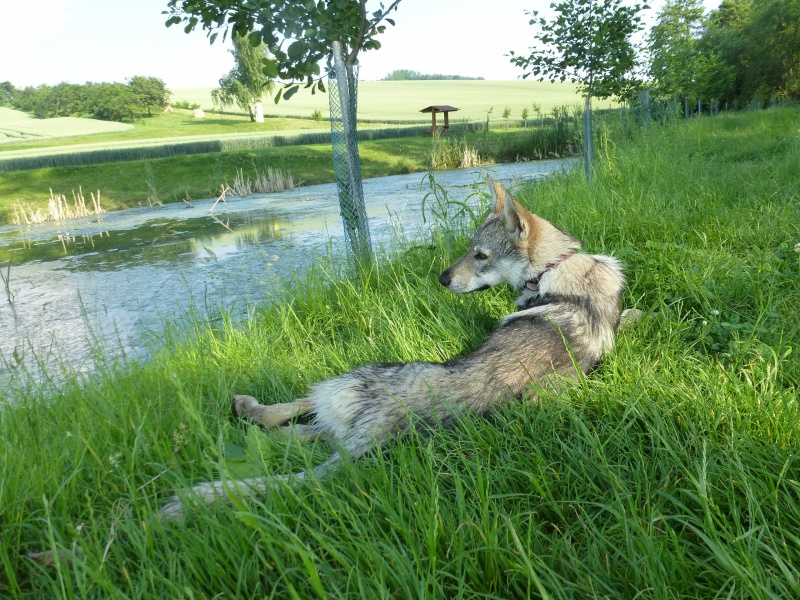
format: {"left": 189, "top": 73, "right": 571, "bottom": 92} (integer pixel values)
{"left": 524, "top": 250, "right": 576, "bottom": 292}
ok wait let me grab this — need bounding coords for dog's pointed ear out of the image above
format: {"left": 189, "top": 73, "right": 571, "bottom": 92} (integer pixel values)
{"left": 501, "top": 194, "right": 527, "bottom": 239}
{"left": 489, "top": 177, "right": 507, "bottom": 214}
{"left": 489, "top": 179, "right": 527, "bottom": 239}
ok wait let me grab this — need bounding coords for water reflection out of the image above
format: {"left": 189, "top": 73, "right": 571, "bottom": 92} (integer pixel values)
{"left": 4, "top": 213, "right": 288, "bottom": 272}
{"left": 0, "top": 160, "right": 576, "bottom": 388}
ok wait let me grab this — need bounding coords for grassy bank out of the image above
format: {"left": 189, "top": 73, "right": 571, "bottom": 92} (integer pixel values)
{"left": 2, "top": 108, "right": 799, "bottom": 597}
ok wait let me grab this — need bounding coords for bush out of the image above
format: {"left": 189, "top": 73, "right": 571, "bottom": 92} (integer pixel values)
{"left": 172, "top": 100, "right": 202, "bottom": 110}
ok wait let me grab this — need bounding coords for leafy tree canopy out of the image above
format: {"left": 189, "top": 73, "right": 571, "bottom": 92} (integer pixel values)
{"left": 165, "top": 0, "right": 401, "bottom": 101}
{"left": 0, "top": 81, "right": 15, "bottom": 106}
{"left": 709, "top": 0, "right": 754, "bottom": 31}
{"left": 509, "top": 0, "right": 647, "bottom": 101}
{"left": 656, "top": 0, "right": 800, "bottom": 105}
{"left": 128, "top": 76, "right": 171, "bottom": 117}
{"left": 648, "top": 0, "right": 706, "bottom": 98}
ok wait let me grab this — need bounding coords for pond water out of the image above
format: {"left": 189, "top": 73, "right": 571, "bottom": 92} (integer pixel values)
{"left": 0, "top": 159, "right": 574, "bottom": 388}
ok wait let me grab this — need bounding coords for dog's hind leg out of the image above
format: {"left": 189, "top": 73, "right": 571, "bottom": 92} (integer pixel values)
{"left": 233, "top": 394, "right": 313, "bottom": 428}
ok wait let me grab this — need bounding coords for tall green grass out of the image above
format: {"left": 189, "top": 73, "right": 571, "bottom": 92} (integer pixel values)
{"left": 2, "top": 108, "right": 799, "bottom": 598}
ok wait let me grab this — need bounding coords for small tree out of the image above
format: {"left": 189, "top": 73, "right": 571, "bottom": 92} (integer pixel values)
{"left": 211, "top": 33, "right": 274, "bottom": 121}
{"left": 510, "top": 0, "right": 646, "bottom": 181}
{"left": 521, "top": 106, "right": 529, "bottom": 128}
{"left": 502, "top": 106, "right": 512, "bottom": 130}
{"left": 531, "top": 101, "right": 543, "bottom": 128}
{"left": 0, "top": 81, "right": 15, "bottom": 106}
{"left": 128, "top": 76, "right": 170, "bottom": 117}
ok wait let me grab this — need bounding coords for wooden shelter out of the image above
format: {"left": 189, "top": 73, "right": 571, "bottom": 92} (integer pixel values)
{"left": 420, "top": 105, "right": 459, "bottom": 135}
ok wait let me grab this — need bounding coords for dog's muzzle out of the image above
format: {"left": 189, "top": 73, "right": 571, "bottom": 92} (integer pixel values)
{"left": 438, "top": 270, "right": 490, "bottom": 292}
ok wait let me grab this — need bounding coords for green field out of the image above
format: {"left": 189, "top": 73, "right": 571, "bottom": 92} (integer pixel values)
{"left": 2, "top": 108, "right": 799, "bottom": 597}
{"left": 173, "top": 80, "right": 587, "bottom": 121}
{"left": 0, "top": 109, "right": 330, "bottom": 154}
{"left": 0, "top": 107, "right": 133, "bottom": 145}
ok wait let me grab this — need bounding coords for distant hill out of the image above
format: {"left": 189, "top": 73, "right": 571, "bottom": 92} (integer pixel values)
{"left": 382, "top": 70, "right": 484, "bottom": 81}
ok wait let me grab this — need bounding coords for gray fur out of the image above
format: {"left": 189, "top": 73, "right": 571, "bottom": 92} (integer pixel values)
{"left": 160, "top": 179, "right": 625, "bottom": 520}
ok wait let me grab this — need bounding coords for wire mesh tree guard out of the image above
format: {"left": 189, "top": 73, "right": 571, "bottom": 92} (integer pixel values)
{"left": 327, "top": 43, "right": 373, "bottom": 265}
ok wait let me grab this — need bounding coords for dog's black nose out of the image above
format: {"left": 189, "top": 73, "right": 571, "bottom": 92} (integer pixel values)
{"left": 438, "top": 271, "right": 451, "bottom": 287}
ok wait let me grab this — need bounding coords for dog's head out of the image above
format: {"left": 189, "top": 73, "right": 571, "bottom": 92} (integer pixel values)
{"left": 438, "top": 178, "right": 580, "bottom": 293}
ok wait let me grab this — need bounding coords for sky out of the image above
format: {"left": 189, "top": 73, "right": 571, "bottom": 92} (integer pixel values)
{"left": 1, "top": 0, "right": 722, "bottom": 90}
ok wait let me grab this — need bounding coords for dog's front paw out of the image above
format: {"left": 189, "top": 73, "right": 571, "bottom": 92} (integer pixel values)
{"left": 233, "top": 394, "right": 261, "bottom": 418}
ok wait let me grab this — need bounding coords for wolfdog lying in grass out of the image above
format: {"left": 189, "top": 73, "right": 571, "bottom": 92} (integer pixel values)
{"left": 161, "top": 178, "right": 628, "bottom": 520}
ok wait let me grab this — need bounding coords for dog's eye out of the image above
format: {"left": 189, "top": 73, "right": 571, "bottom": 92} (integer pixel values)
{"left": 475, "top": 251, "right": 489, "bottom": 260}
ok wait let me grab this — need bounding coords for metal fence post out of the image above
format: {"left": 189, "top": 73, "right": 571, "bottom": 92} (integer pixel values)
{"left": 582, "top": 95, "right": 593, "bottom": 183}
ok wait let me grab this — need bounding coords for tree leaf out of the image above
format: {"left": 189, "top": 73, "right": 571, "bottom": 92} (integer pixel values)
{"left": 282, "top": 84, "right": 300, "bottom": 101}
{"left": 262, "top": 59, "right": 279, "bottom": 79}
{"left": 287, "top": 40, "right": 304, "bottom": 61}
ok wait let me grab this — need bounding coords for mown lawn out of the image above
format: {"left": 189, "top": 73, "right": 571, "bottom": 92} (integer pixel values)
{"left": 0, "top": 109, "right": 333, "bottom": 153}
{"left": 1, "top": 108, "right": 799, "bottom": 598}
{"left": 0, "top": 135, "right": 433, "bottom": 220}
